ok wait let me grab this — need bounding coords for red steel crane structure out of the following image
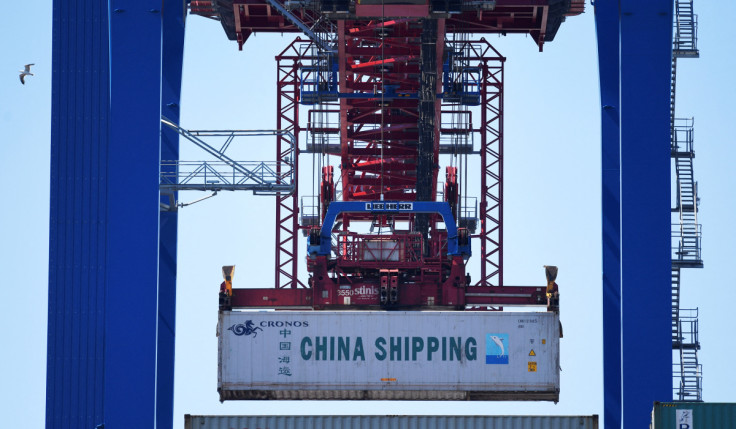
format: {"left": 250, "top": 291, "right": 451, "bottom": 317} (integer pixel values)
{"left": 192, "top": 0, "right": 583, "bottom": 310}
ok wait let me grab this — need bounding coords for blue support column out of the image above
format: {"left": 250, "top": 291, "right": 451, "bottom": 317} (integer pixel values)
{"left": 597, "top": 1, "right": 674, "bottom": 427}
{"left": 106, "top": 1, "right": 163, "bottom": 427}
{"left": 595, "top": 1, "right": 622, "bottom": 428}
{"left": 48, "top": 1, "right": 183, "bottom": 427}
{"left": 158, "top": 2, "right": 186, "bottom": 428}
{"left": 47, "top": 1, "right": 109, "bottom": 427}
{"left": 619, "top": 1, "right": 674, "bottom": 425}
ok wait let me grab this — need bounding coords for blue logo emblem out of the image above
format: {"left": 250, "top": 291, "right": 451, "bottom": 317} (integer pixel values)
{"left": 228, "top": 320, "right": 263, "bottom": 338}
{"left": 485, "top": 333, "right": 509, "bottom": 364}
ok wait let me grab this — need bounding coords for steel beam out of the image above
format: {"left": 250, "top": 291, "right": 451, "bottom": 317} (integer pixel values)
{"left": 228, "top": 285, "right": 546, "bottom": 309}
{"left": 160, "top": 121, "right": 296, "bottom": 194}
{"left": 275, "top": 53, "right": 304, "bottom": 289}
{"left": 477, "top": 49, "right": 504, "bottom": 288}
{"left": 416, "top": 19, "right": 439, "bottom": 239}
{"left": 158, "top": 2, "right": 186, "bottom": 428}
{"left": 595, "top": 1, "right": 622, "bottom": 428}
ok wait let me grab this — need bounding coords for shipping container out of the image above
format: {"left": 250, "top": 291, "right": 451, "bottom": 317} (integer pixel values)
{"left": 651, "top": 402, "right": 736, "bottom": 429}
{"left": 185, "top": 415, "right": 599, "bottom": 429}
{"left": 218, "top": 311, "right": 561, "bottom": 401}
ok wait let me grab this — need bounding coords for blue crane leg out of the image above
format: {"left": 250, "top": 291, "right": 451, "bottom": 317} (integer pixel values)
{"left": 47, "top": 0, "right": 110, "bottom": 426}
{"left": 158, "top": 2, "right": 187, "bottom": 428}
{"left": 620, "top": 1, "right": 674, "bottom": 425}
{"left": 105, "top": 1, "right": 163, "bottom": 427}
{"left": 596, "top": 1, "right": 622, "bottom": 427}
{"left": 598, "top": 1, "right": 674, "bottom": 427}
{"left": 49, "top": 1, "right": 180, "bottom": 426}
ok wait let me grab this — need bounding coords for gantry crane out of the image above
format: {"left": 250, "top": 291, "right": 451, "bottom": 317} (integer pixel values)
{"left": 190, "top": 0, "right": 583, "bottom": 310}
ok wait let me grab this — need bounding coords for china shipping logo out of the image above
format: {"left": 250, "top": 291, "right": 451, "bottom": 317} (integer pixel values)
{"left": 228, "top": 320, "right": 263, "bottom": 338}
{"left": 485, "top": 333, "right": 509, "bottom": 364}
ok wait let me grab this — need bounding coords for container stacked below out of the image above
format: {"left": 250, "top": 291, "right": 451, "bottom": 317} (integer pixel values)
{"left": 651, "top": 402, "right": 736, "bottom": 428}
{"left": 185, "top": 415, "right": 599, "bottom": 429}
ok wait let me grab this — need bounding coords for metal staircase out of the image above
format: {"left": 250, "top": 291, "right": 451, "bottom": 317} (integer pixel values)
{"left": 670, "top": 0, "right": 702, "bottom": 402}
{"left": 674, "top": 0, "right": 699, "bottom": 57}
{"left": 672, "top": 119, "right": 702, "bottom": 267}
{"left": 670, "top": 267, "right": 680, "bottom": 342}
{"left": 674, "top": 309, "right": 703, "bottom": 401}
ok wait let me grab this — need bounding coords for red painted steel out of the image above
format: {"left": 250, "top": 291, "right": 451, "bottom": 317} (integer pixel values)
{"left": 190, "top": 1, "right": 217, "bottom": 16}
{"left": 340, "top": 19, "right": 425, "bottom": 202}
{"left": 355, "top": 4, "right": 429, "bottom": 17}
{"left": 229, "top": 283, "right": 547, "bottom": 308}
{"left": 226, "top": 36, "right": 518, "bottom": 310}
{"left": 275, "top": 41, "right": 314, "bottom": 289}
{"left": 193, "top": 2, "right": 582, "bottom": 310}
{"left": 294, "top": 19, "right": 467, "bottom": 309}
{"left": 223, "top": 1, "right": 584, "bottom": 52}
{"left": 467, "top": 40, "right": 504, "bottom": 288}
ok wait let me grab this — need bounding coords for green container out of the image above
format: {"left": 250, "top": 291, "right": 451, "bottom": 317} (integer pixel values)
{"left": 651, "top": 402, "right": 736, "bottom": 429}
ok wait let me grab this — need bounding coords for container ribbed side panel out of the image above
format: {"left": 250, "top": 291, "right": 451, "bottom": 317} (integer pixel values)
{"left": 47, "top": 0, "right": 109, "bottom": 428}
{"left": 184, "top": 415, "right": 600, "bottom": 429}
{"left": 651, "top": 403, "right": 736, "bottom": 428}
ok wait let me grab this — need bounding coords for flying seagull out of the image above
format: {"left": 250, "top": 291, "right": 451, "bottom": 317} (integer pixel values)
{"left": 19, "top": 64, "right": 34, "bottom": 85}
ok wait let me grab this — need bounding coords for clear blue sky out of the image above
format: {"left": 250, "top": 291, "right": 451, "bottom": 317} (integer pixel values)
{"left": 1, "top": 2, "right": 735, "bottom": 428}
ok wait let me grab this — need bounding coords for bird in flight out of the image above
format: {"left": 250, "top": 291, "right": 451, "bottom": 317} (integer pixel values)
{"left": 19, "top": 64, "right": 34, "bottom": 85}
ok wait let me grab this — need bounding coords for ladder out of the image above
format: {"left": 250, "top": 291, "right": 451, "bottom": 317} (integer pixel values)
{"left": 670, "top": 0, "right": 702, "bottom": 402}
{"left": 669, "top": 57, "right": 677, "bottom": 133}
{"left": 674, "top": 311, "right": 702, "bottom": 401}
{"left": 672, "top": 119, "right": 702, "bottom": 267}
{"left": 674, "top": 0, "right": 699, "bottom": 57}
{"left": 670, "top": 267, "right": 680, "bottom": 343}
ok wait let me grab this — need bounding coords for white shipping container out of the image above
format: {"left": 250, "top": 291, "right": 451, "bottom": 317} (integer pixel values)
{"left": 218, "top": 311, "right": 561, "bottom": 401}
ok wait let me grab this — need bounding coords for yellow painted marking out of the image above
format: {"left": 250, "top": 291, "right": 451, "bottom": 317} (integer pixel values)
{"left": 542, "top": 339, "right": 546, "bottom": 344}
{"left": 381, "top": 378, "right": 397, "bottom": 382}
{"left": 529, "top": 349, "right": 536, "bottom": 356}
{"left": 528, "top": 362, "right": 537, "bottom": 372}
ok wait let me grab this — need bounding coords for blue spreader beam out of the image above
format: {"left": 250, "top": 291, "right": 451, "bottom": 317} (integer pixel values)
{"left": 309, "top": 201, "right": 469, "bottom": 257}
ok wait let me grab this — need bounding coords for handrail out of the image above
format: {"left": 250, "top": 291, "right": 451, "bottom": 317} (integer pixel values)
{"left": 160, "top": 117, "right": 296, "bottom": 195}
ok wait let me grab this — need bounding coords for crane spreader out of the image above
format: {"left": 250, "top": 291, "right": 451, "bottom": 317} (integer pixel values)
{"left": 189, "top": 0, "right": 582, "bottom": 311}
